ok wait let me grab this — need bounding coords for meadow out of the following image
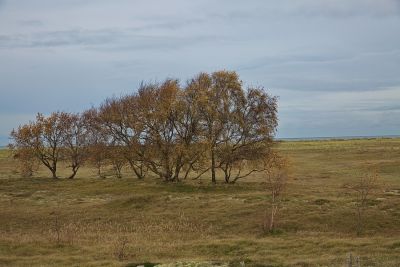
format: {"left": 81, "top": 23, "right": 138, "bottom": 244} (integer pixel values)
{"left": 0, "top": 138, "right": 399, "bottom": 267}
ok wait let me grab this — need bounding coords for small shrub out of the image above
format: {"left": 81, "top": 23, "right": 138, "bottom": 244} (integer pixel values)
{"left": 49, "top": 211, "right": 62, "bottom": 246}
{"left": 113, "top": 235, "right": 129, "bottom": 261}
{"left": 348, "top": 169, "right": 380, "bottom": 236}
{"left": 314, "top": 199, "right": 330, "bottom": 205}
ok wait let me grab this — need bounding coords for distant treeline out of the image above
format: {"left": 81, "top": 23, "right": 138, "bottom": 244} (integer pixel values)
{"left": 9, "top": 70, "right": 278, "bottom": 183}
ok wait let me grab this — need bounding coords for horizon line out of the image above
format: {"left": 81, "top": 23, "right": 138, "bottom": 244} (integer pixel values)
{"left": 276, "top": 134, "right": 400, "bottom": 140}
{"left": 1, "top": 134, "right": 399, "bottom": 147}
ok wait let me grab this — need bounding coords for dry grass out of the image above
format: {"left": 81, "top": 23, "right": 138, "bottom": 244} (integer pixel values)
{"left": 0, "top": 138, "right": 399, "bottom": 266}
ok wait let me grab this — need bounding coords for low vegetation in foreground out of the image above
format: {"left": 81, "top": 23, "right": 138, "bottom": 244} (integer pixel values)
{"left": 0, "top": 138, "right": 399, "bottom": 266}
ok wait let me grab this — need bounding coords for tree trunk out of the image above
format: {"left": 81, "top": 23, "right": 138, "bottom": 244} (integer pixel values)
{"left": 132, "top": 165, "right": 145, "bottom": 179}
{"left": 173, "top": 166, "right": 181, "bottom": 182}
{"left": 172, "top": 156, "right": 183, "bottom": 182}
{"left": 356, "top": 206, "right": 363, "bottom": 236}
{"left": 128, "top": 160, "right": 145, "bottom": 179}
{"left": 67, "top": 157, "right": 80, "bottom": 179}
{"left": 68, "top": 170, "right": 78, "bottom": 179}
{"left": 113, "top": 162, "right": 123, "bottom": 178}
{"left": 97, "top": 165, "right": 103, "bottom": 178}
{"left": 51, "top": 168, "right": 58, "bottom": 179}
{"left": 223, "top": 163, "right": 232, "bottom": 183}
{"left": 224, "top": 167, "right": 229, "bottom": 183}
{"left": 263, "top": 209, "right": 268, "bottom": 231}
{"left": 269, "top": 205, "right": 277, "bottom": 231}
{"left": 211, "top": 149, "right": 216, "bottom": 184}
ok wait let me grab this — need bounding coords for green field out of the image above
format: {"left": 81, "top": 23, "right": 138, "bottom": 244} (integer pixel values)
{"left": 0, "top": 139, "right": 399, "bottom": 267}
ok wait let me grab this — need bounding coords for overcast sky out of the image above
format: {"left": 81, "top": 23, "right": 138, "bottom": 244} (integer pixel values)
{"left": 1, "top": 0, "right": 400, "bottom": 144}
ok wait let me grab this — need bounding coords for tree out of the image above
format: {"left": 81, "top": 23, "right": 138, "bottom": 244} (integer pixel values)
{"left": 108, "top": 145, "right": 126, "bottom": 178}
{"left": 216, "top": 87, "right": 278, "bottom": 183}
{"left": 137, "top": 79, "right": 197, "bottom": 182}
{"left": 82, "top": 108, "right": 109, "bottom": 178}
{"left": 195, "top": 71, "right": 242, "bottom": 183}
{"left": 263, "top": 153, "right": 288, "bottom": 232}
{"left": 10, "top": 112, "right": 68, "bottom": 179}
{"left": 61, "top": 112, "right": 92, "bottom": 179}
{"left": 349, "top": 169, "right": 380, "bottom": 236}
{"left": 98, "top": 95, "right": 148, "bottom": 179}
{"left": 9, "top": 145, "right": 38, "bottom": 177}
{"left": 178, "top": 78, "right": 209, "bottom": 180}
{"left": 87, "top": 142, "right": 108, "bottom": 178}
{"left": 195, "top": 71, "right": 278, "bottom": 183}
{"left": 134, "top": 80, "right": 178, "bottom": 181}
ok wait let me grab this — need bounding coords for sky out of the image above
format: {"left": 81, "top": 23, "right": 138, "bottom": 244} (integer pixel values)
{"left": 0, "top": 0, "right": 400, "bottom": 145}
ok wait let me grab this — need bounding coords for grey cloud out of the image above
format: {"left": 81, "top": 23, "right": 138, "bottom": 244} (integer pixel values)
{"left": 356, "top": 104, "right": 400, "bottom": 112}
{"left": 237, "top": 54, "right": 352, "bottom": 71}
{"left": 292, "top": 0, "right": 400, "bottom": 18}
{"left": 0, "top": 23, "right": 216, "bottom": 51}
{"left": 201, "top": 0, "right": 400, "bottom": 24}
{"left": 88, "top": 34, "right": 219, "bottom": 52}
{"left": 270, "top": 79, "right": 399, "bottom": 93}
{"left": 130, "top": 18, "right": 205, "bottom": 31}
{"left": 317, "top": 104, "right": 400, "bottom": 113}
{"left": 17, "top": 19, "right": 44, "bottom": 27}
{"left": 0, "top": 0, "right": 5, "bottom": 12}
{"left": 0, "top": 29, "right": 125, "bottom": 48}
{"left": 238, "top": 49, "right": 400, "bottom": 92}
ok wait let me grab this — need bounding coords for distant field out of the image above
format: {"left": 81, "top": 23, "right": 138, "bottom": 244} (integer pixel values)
{"left": 0, "top": 138, "right": 399, "bottom": 266}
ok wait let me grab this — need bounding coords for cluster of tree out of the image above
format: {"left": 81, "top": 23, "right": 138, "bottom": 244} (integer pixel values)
{"left": 10, "top": 70, "right": 278, "bottom": 183}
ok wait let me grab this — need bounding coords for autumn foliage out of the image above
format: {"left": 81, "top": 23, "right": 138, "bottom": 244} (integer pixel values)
{"left": 10, "top": 71, "right": 278, "bottom": 183}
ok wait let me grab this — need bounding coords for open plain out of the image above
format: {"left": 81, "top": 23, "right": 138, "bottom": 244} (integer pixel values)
{"left": 0, "top": 138, "right": 399, "bottom": 267}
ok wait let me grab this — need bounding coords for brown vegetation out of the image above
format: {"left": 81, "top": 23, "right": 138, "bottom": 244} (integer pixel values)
{"left": 0, "top": 138, "right": 399, "bottom": 266}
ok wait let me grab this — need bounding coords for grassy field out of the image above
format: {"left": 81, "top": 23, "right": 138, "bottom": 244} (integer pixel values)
{"left": 0, "top": 139, "right": 399, "bottom": 267}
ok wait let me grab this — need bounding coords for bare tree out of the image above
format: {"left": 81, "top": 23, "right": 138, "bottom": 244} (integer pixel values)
{"left": 82, "top": 108, "right": 109, "bottom": 178}
{"left": 196, "top": 71, "right": 241, "bottom": 183}
{"left": 89, "top": 145, "right": 107, "bottom": 178}
{"left": 194, "top": 71, "right": 278, "bottom": 183}
{"left": 9, "top": 145, "right": 38, "bottom": 177}
{"left": 10, "top": 112, "right": 68, "bottom": 179}
{"left": 173, "top": 79, "right": 209, "bottom": 181}
{"left": 349, "top": 169, "right": 380, "bottom": 236}
{"left": 217, "top": 87, "right": 278, "bottom": 183}
{"left": 263, "top": 153, "right": 289, "bottom": 233}
{"left": 98, "top": 95, "right": 147, "bottom": 179}
{"left": 108, "top": 145, "right": 126, "bottom": 178}
{"left": 137, "top": 79, "right": 194, "bottom": 181}
{"left": 61, "top": 112, "right": 92, "bottom": 179}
